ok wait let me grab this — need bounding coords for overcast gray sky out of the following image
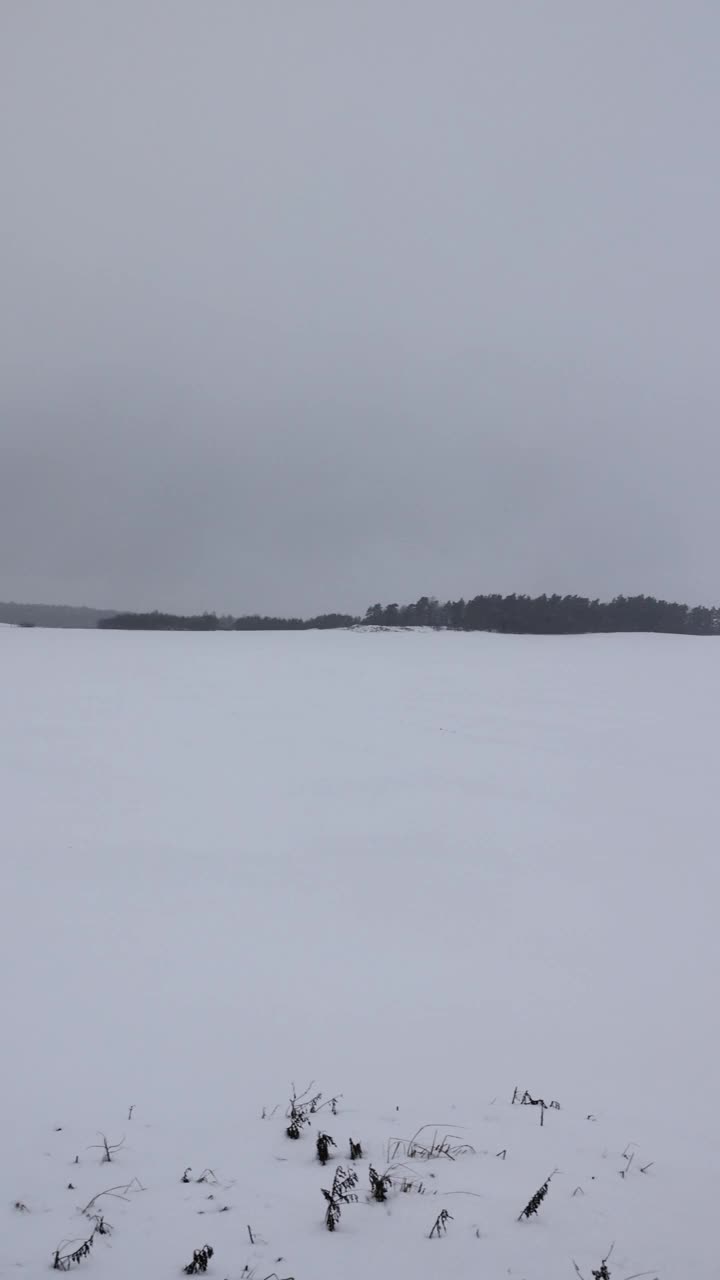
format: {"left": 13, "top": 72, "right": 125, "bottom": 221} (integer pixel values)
{"left": 2, "top": 2, "right": 719, "bottom": 615}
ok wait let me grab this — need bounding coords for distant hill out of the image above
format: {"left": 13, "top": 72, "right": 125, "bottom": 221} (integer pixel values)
{"left": 0, "top": 601, "right": 116, "bottom": 628}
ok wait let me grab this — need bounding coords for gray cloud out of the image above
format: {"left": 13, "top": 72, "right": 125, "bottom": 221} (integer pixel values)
{"left": 2, "top": 1, "right": 719, "bottom": 613}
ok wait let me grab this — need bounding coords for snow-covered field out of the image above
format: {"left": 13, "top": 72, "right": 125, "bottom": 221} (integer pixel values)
{"left": 2, "top": 627, "right": 718, "bottom": 1277}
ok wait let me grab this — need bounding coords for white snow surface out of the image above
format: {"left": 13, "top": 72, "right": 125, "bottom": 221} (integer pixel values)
{"left": 1, "top": 627, "right": 718, "bottom": 1278}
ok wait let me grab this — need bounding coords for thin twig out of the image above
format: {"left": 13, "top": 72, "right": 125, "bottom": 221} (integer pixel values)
{"left": 81, "top": 1186, "right": 131, "bottom": 1215}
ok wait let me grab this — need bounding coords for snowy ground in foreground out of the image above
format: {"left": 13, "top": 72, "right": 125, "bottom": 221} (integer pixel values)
{"left": 1, "top": 627, "right": 718, "bottom": 1278}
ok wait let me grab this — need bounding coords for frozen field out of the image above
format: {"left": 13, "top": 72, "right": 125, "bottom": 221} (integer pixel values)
{"left": 1, "top": 626, "right": 718, "bottom": 1277}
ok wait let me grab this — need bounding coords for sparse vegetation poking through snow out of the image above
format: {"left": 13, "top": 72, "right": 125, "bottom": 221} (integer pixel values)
{"left": 368, "top": 1165, "right": 392, "bottom": 1201}
{"left": 316, "top": 1132, "right": 336, "bottom": 1165}
{"left": 182, "top": 1243, "right": 214, "bottom": 1274}
{"left": 514, "top": 1089, "right": 561, "bottom": 1110}
{"left": 52, "top": 1229, "right": 97, "bottom": 1271}
{"left": 87, "top": 1132, "right": 125, "bottom": 1163}
{"left": 349, "top": 1138, "right": 363, "bottom": 1160}
{"left": 399, "top": 1175, "right": 426, "bottom": 1194}
{"left": 515, "top": 1089, "right": 561, "bottom": 1125}
{"left": 286, "top": 1082, "right": 320, "bottom": 1138}
{"left": 87, "top": 1213, "right": 111, "bottom": 1236}
{"left": 13, "top": 1200, "right": 29, "bottom": 1211}
{"left": 322, "top": 1165, "right": 358, "bottom": 1231}
{"left": 428, "top": 1208, "right": 453, "bottom": 1238}
{"left": 388, "top": 1124, "right": 475, "bottom": 1162}
{"left": 318, "top": 1095, "right": 341, "bottom": 1116}
{"left": 572, "top": 1243, "right": 615, "bottom": 1279}
{"left": 517, "top": 1168, "right": 557, "bottom": 1221}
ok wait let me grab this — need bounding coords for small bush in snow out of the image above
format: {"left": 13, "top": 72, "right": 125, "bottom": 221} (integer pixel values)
{"left": 285, "top": 1082, "right": 340, "bottom": 1136}
{"left": 183, "top": 1243, "right": 214, "bottom": 1274}
{"left": 286, "top": 1083, "right": 320, "bottom": 1139}
{"left": 368, "top": 1165, "right": 392, "bottom": 1202}
{"left": 322, "top": 1165, "right": 358, "bottom": 1231}
{"left": 316, "top": 1133, "right": 336, "bottom": 1165}
{"left": 349, "top": 1139, "right": 363, "bottom": 1160}
{"left": 517, "top": 1169, "right": 557, "bottom": 1221}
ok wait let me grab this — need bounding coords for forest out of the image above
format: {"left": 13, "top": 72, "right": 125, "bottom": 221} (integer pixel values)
{"left": 97, "top": 594, "right": 720, "bottom": 634}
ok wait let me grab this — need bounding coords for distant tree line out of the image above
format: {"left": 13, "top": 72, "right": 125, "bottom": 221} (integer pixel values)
{"left": 230, "top": 612, "right": 357, "bottom": 630}
{"left": 98, "top": 610, "right": 357, "bottom": 631}
{"left": 364, "top": 593, "right": 720, "bottom": 634}
{"left": 0, "top": 601, "right": 114, "bottom": 628}
{"left": 97, "top": 594, "right": 720, "bottom": 635}
{"left": 98, "top": 611, "right": 223, "bottom": 631}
